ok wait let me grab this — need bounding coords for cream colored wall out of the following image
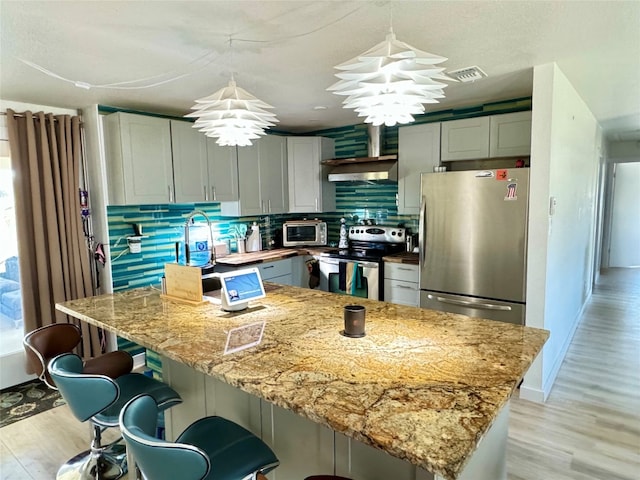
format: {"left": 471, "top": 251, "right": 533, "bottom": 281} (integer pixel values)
{"left": 522, "top": 63, "right": 601, "bottom": 403}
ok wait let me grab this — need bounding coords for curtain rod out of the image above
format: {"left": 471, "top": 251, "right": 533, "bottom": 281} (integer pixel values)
{"left": 0, "top": 111, "right": 83, "bottom": 124}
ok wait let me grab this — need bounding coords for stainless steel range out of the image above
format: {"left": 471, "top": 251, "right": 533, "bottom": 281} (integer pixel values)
{"left": 318, "top": 225, "right": 406, "bottom": 300}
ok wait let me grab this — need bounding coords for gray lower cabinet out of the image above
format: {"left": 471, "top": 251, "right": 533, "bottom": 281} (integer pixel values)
{"left": 162, "top": 357, "right": 509, "bottom": 480}
{"left": 216, "top": 258, "right": 294, "bottom": 286}
{"left": 384, "top": 263, "right": 419, "bottom": 307}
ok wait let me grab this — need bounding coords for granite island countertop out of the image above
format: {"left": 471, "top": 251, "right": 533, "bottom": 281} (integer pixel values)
{"left": 57, "top": 285, "right": 548, "bottom": 480}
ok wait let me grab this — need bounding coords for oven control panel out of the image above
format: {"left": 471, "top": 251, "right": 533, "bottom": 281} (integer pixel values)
{"left": 348, "top": 226, "right": 406, "bottom": 243}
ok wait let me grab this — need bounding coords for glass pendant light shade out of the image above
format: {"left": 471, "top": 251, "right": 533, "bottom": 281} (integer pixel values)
{"left": 186, "top": 79, "right": 278, "bottom": 146}
{"left": 328, "top": 31, "right": 452, "bottom": 127}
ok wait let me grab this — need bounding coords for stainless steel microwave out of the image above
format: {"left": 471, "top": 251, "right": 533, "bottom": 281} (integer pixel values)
{"left": 283, "top": 220, "right": 328, "bottom": 247}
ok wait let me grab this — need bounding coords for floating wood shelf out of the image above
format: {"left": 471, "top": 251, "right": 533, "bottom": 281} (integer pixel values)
{"left": 320, "top": 154, "right": 397, "bottom": 166}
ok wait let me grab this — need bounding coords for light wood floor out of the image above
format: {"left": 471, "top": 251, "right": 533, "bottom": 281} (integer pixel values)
{"left": 507, "top": 268, "right": 640, "bottom": 480}
{"left": 1, "top": 268, "right": 638, "bottom": 480}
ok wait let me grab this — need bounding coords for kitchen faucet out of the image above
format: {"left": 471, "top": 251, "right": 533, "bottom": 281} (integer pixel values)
{"left": 184, "top": 210, "right": 216, "bottom": 267}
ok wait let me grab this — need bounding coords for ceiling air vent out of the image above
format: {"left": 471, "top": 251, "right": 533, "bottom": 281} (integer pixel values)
{"left": 447, "top": 66, "right": 488, "bottom": 83}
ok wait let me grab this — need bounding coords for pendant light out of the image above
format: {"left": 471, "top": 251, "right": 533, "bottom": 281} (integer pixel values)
{"left": 185, "top": 38, "right": 278, "bottom": 147}
{"left": 328, "top": 27, "right": 452, "bottom": 127}
{"left": 186, "top": 77, "right": 278, "bottom": 146}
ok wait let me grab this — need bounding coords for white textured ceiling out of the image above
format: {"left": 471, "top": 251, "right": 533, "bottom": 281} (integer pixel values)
{"left": 1, "top": 1, "right": 639, "bottom": 138}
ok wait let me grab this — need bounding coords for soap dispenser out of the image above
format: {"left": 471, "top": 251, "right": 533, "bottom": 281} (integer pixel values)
{"left": 246, "top": 222, "right": 262, "bottom": 252}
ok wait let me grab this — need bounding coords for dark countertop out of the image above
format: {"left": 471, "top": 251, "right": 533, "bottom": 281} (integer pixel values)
{"left": 382, "top": 252, "right": 419, "bottom": 265}
{"left": 215, "top": 247, "right": 333, "bottom": 267}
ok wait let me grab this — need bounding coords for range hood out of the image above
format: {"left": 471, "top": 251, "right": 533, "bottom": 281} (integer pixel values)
{"left": 327, "top": 159, "right": 398, "bottom": 182}
{"left": 326, "top": 125, "right": 398, "bottom": 183}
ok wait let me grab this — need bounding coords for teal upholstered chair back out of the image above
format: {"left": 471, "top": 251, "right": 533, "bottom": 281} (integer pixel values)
{"left": 49, "top": 353, "right": 119, "bottom": 423}
{"left": 120, "top": 395, "right": 210, "bottom": 480}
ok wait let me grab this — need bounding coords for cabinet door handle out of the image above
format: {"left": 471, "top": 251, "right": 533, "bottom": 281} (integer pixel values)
{"left": 262, "top": 265, "right": 275, "bottom": 269}
{"left": 168, "top": 185, "right": 174, "bottom": 203}
{"left": 315, "top": 198, "right": 318, "bottom": 211}
{"left": 396, "top": 284, "right": 415, "bottom": 290}
{"left": 204, "top": 185, "right": 208, "bottom": 202}
{"left": 268, "top": 199, "right": 272, "bottom": 213}
{"left": 398, "top": 267, "right": 414, "bottom": 271}
{"left": 212, "top": 186, "right": 216, "bottom": 201}
{"left": 419, "top": 196, "right": 426, "bottom": 269}
{"left": 261, "top": 201, "right": 266, "bottom": 213}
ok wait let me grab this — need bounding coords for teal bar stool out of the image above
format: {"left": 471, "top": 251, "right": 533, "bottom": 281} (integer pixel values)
{"left": 49, "top": 353, "right": 182, "bottom": 480}
{"left": 120, "top": 394, "right": 280, "bottom": 480}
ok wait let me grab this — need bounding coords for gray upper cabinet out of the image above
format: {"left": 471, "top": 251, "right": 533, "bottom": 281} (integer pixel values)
{"left": 221, "top": 135, "right": 287, "bottom": 216}
{"left": 287, "top": 136, "right": 335, "bottom": 213}
{"left": 398, "top": 123, "right": 440, "bottom": 215}
{"left": 172, "top": 121, "right": 239, "bottom": 203}
{"left": 440, "top": 111, "right": 532, "bottom": 162}
{"left": 440, "top": 117, "right": 490, "bottom": 161}
{"left": 206, "top": 140, "right": 238, "bottom": 202}
{"left": 104, "top": 112, "right": 240, "bottom": 205}
{"left": 488, "top": 111, "right": 532, "bottom": 158}
{"left": 104, "top": 112, "right": 174, "bottom": 205}
{"left": 170, "top": 120, "right": 208, "bottom": 203}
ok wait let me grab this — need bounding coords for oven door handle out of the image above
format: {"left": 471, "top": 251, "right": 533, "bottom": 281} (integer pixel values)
{"left": 319, "top": 258, "right": 379, "bottom": 269}
{"left": 319, "top": 258, "right": 341, "bottom": 266}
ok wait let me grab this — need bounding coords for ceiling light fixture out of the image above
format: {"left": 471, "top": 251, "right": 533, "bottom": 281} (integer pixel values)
{"left": 328, "top": 28, "right": 453, "bottom": 127}
{"left": 185, "top": 36, "right": 278, "bottom": 147}
{"left": 185, "top": 77, "right": 278, "bottom": 146}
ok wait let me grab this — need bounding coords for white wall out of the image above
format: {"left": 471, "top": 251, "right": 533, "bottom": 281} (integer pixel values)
{"left": 608, "top": 140, "right": 640, "bottom": 161}
{"left": 521, "top": 63, "right": 600, "bottom": 403}
{"left": 601, "top": 141, "right": 640, "bottom": 268}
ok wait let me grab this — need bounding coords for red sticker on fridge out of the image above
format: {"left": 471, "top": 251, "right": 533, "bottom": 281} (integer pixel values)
{"left": 505, "top": 183, "right": 518, "bottom": 200}
{"left": 496, "top": 169, "right": 508, "bottom": 180}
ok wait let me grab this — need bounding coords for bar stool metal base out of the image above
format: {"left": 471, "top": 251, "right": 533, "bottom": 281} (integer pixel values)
{"left": 56, "top": 443, "right": 127, "bottom": 480}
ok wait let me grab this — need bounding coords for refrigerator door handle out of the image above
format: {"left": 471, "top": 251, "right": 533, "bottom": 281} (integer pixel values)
{"left": 419, "top": 195, "right": 426, "bottom": 269}
{"left": 426, "top": 294, "right": 512, "bottom": 311}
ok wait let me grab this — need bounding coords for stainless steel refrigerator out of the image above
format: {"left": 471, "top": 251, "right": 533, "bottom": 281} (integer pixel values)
{"left": 419, "top": 169, "right": 529, "bottom": 324}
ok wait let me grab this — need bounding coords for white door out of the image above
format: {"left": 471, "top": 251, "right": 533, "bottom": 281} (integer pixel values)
{"left": 0, "top": 151, "right": 33, "bottom": 388}
{"left": 609, "top": 162, "right": 640, "bottom": 267}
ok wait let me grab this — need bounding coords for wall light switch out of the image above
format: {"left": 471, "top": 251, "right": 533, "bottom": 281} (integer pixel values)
{"left": 549, "top": 196, "right": 557, "bottom": 216}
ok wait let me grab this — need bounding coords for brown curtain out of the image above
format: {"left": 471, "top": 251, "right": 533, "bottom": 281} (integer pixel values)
{"left": 6, "top": 109, "right": 102, "bottom": 364}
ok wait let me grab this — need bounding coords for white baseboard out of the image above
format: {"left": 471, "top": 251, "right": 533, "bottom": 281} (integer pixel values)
{"left": 522, "top": 293, "right": 592, "bottom": 404}
{"left": 0, "top": 351, "right": 35, "bottom": 390}
{"left": 518, "top": 384, "right": 546, "bottom": 403}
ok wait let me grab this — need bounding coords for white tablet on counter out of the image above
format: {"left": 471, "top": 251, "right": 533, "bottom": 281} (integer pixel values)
{"left": 218, "top": 267, "right": 266, "bottom": 311}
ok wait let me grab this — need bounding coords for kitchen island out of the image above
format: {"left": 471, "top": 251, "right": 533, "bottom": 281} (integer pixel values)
{"left": 56, "top": 284, "right": 547, "bottom": 480}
